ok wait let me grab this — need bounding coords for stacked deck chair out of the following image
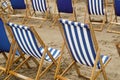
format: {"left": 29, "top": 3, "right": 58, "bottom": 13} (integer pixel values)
{"left": 52, "top": 0, "right": 77, "bottom": 27}
{"left": 55, "top": 19, "right": 111, "bottom": 80}
{"left": 4, "top": 22, "right": 64, "bottom": 80}
{"left": 107, "top": 0, "right": 120, "bottom": 34}
{"left": 85, "top": 0, "right": 107, "bottom": 31}
{"left": 24, "top": 0, "right": 51, "bottom": 27}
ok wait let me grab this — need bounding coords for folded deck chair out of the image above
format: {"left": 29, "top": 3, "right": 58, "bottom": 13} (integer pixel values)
{"left": 85, "top": 0, "right": 107, "bottom": 31}
{"left": 52, "top": 0, "right": 77, "bottom": 26}
{"left": 107, "top": 0, "right": 120, "bottom": 34}
{"left": 4, "top": 22, "right": 63, "bottom": 80}
{"left": 55, "top": 19, "right": 111, "bottom": 80}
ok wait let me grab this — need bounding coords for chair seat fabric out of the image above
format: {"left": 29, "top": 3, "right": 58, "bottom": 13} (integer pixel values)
{"left": 88, "top": 0, "right": 104, "bottom": 15}
{"left": 114, "top": 0, "right": 120, "bottom": 16}
{"left": 7, "top": 22, "right": 60, "bottom": 62}
{"left": 10, "top": 0, "right": 26, "bottom": 9}
{"left": 57, "top": 0, "right": 73, "bottom": 13}
{"left": 31, "top": 0, "right": 47, "bottom": 12}
{"left": 97, "top": 55, "right": 109, "bottom": 69}
{"left": 39, "top": 47, "right": 60, "bottom": 61}
{"left": 59, "top": 19, "right": 109, "bottom": 69}
{"left": 0, "top": 19, "right": 10, "bottom": 52}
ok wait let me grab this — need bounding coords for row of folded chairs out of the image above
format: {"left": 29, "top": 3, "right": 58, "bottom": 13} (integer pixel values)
{"left": 0, "top": 0, "right": 119, "bottom": 80}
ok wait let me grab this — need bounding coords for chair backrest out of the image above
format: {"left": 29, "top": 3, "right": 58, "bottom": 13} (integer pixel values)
{"left": 7, "top": 22, "right": 42, "bottom": 58}
{"left": 59, "top": 19, "right": 97, "bottom": 67}
{"left": 0, "top": 18, "right": 10, "bottom": 52}
{"left": 114, "top": 0, "right": 120, "bottom": 16}
{"left": 31, "top": 0, "right": 47, "bottom": 12}
{"left": 87, "top": 0, "right": 104, "bottom": 15}
{"left": 10, "top": 0, "right": 26, "bottom": 9}
{"left": 56, "top": 0, "right": 73, "bottom": 13}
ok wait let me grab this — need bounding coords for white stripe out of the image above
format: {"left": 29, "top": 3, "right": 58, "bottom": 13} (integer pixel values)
{"left": 63, "top": 21, "right": 80, "bottom": 63}
{"left": 37, "top": 0, "right": 42, "bottom": 11}
{"left": 70, "top": 22, "right": 86, "bottom": 65}
{"left": 17, "top": 28, "right": 31, "bottom": 55}
{"left": 92, "top": 0, "right": 96, "bottom": 15}
{"left": 32, "top": 0, "right": 37, "bottom": 11}
{"left": 28, "top": 30, "right": 41, "bottom": 57}
{"left": 41, "top": 0, "right": 46, "bottom": 12}
{"left": 96, "top": 0, "right": 100, "bottom": 15}
{"left": 83, "top": 27, "right": 95, "bottom": 66}
{"left": 12, "top": 27, "right": 28, "bottom": 54}
{"left": 23, "top": 30, "right": 37, "bottom": 57}
{"left": 77, "top": 23, "right": 92, "bottom": 66}
{"left": 99, "top": 0, "right": 103, "bottom": 15}
{"left": 89, "top": 0, "right": 93, "bottom": 15}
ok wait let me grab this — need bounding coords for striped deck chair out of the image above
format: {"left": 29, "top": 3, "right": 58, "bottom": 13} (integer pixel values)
{"left": 55, "top": 19, "right": 111, "bottom": 80}
{"left": 107, "top": 0, "right": 120, "bottom": 34}
{"left": 4, "top": 22, "right": 63, "bottom": 80}
{"left": 85, "top": 0, "right": 107, "bottom": 31}
{"left": 52, "top": 0, "right": 77, "bottom": 26}
{"left": 24, "top": 0, "right": 51, "bottom": 27}
{"left": 0, "top": 16, "right": 40, "bottom": 78}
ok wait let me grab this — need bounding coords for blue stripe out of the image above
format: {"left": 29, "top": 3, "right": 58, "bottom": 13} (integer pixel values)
{"left": 63, "top": 21, "right": 83, "bottom": 64}
{"left": 85, "top": 25, "right": 96, "bottom": 66}
{"left": 72, "top": 23, "right": 89, "bottom": 66}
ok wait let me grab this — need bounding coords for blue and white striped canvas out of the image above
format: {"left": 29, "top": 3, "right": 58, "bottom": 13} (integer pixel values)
{"left": 31, "top": 0, "right": 47, "bottom": 12}
{"left": 59, "top": 19, "right": 109, "bottom": 69}
{"left": 7, "top": 22, "right": 60, "bottom": 62}
{"left": 88, "top": 0, "right": 104, "bottom": 15}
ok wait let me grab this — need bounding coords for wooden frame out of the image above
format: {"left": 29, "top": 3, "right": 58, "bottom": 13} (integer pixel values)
{"left": 55, "top": 20, "right": 111, "bottom": 80}
{"left": 84, "top": 0, "right": 107, "bottom": 31}
{"left": 52, "top": 0, "right": 77, "bottom": 27}
{"left": 2, "top": 22, "right": 65, "bottom": 80}
{"left": 0, "top": 13, "right": 38, "bottom": 77}
{"left": 107, "top": 0, "right": 120, "bottom": 34}
{"left": 23, "top": 0, "right": 52, "bottom": 27}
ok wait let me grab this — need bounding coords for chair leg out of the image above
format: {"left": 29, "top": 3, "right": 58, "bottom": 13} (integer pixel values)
{"left": 2, "top": 52, "right": 8, "bottom": 60}
{"left": 116, "top": 43, "right": 120, "bottom": 56}
{"left": 101, "top": 68, "right": 108, "bottom": 80}
{"left": 4, "top": 56, "right": 31, "bottom": 80}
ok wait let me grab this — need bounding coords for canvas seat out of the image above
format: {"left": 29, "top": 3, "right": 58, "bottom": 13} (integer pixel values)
{"left": 85, "top": 0, "right": 107, "bottom": 31}
{"left": 55, "top": 19, "right": 111, "bottom": 80}
{"left": 3, "top": 22, "right": 63, "bottom": 80}
{"left": 23, "top": 0, "right": 52, "bottom": 27}
{"left": 107, "top": 0, "right": 120, "bottom": 34}
{"left": 0, "top": 16, "right": 34, "bottom": 77}
{"left": 52, "top": 0, "right": 77, "bottom": 27}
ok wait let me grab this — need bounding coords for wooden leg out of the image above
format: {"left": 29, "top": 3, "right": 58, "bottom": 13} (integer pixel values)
{"left": 116, "top": 43, "right": 120, "bottom": 56}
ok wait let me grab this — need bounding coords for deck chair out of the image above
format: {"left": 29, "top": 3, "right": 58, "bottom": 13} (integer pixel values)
{"left": 24, "top": 0, "right": 51, "bottom": 26}
{"left": 4, "top": 22, "right": 63, "bottom": 80}
{"left": 0, "top": 15, "right": 40, "bottom": 78}
{"left": 85, "top": 0, "right": 107, "bottom": 31}
{"left": 7, "top": 0, "right": 29, "bottom": 21}
{"left": 55, "top": 19, "right": 111, "bottom": 80}
{"left": 52, "top": 0, "right": 77, "bottom": 26}
{"left": 1, "top": 0, "right": 13, "bottom": 14}
{"left": 107, "top": 0, "right": 120, "bottom": 34}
